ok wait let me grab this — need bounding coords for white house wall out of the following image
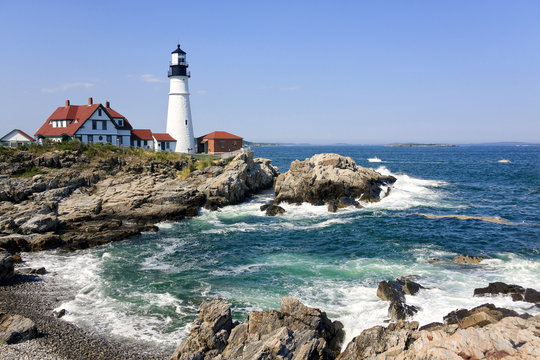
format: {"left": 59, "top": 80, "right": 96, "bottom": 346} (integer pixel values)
{"left": 0, "top": 131, "right": 32, "bottom": 142}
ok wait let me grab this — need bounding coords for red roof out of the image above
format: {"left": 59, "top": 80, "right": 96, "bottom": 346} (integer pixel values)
{"left": 202, "top": 131, "right": 243, "bottom": 140}
{"left": 35, "top": 104, "right": 131, "bottom": 137}
{"left": 153, "top": 133, "right": 176, "bottom": 141}
{"left": 131, "top": 129, "right": 153, "bottom": 140}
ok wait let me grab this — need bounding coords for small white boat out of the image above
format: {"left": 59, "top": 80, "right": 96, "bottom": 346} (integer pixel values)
{"left": 497, "top": 159, "right": 511, "bottom": 163}
{"left": 367, "top": 157, "right": 382, "bottom": 163}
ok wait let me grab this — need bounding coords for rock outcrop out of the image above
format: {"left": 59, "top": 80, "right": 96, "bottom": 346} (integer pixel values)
{"left": 274, "top": 154, "right": 396, "bottom": 208}
{"left": 171, "top": 297, "right": 345, "bottom": 360}
{"left": 0, "top": 149, "right": 278, "bottom": 252}
{"left": 474, "top": 282, "right": 540, "bottom": 306}
{"left": 338, "top": 305, "right": 539, "bottom": 360}
{"left": 0, "top": 313, "right": 38, "bottom": 344}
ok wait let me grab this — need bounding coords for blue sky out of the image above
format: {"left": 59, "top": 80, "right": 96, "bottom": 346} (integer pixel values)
{"left": 1, "top": 1, "right": 539, "bottom": 144}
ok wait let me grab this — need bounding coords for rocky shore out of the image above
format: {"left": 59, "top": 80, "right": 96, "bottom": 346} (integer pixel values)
{"left": 0, "top": 147, "right": 278, "bottom": 252}
{"left": 170, "top": 292, "right": 540, "bottom": 360}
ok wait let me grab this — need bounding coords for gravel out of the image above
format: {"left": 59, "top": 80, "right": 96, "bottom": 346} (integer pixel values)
{"left": 0, "top": 272, "right": 172, "bottom": 360}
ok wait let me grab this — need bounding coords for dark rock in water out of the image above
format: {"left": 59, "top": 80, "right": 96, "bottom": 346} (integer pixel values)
{"left": 388, "top": 301, "right": 419, "bottom": 322}
{"left": 260, "top": 203, "right": 286, "bottom": 216}
{"left": 452, "top": 254, "right": 484, "bottom": 264}
{"left": 337, "top": 320, "right": 419, "bottom": 360}
{"left": 274, "top": 153, "right": 396, "bottom": 209}
{"left": 377, "top": 278, "right": 423, "bottom": 321}
{"left": 443, "top": 303, "right": 524, "bottom": 329}
{"left": 53, "top": 309, "right": 67, "bottom": 319}
{"left": 0, "top": 313, "right": 38, "bottom": 344}
{"left": 0, "top": 251, "right": 15, "bottom": 282}
{"left": 428, "top": 258, "right": 440, "bottom": 264}
{"left": 18, "top": 267, "right": 47, "bottom": 275}
{"left": 377, "top": 281, "right": 405, "bottom": 303}
{"left": 171, "top": 297, "right": 345, "bottom": 360}
{"left": 11, "top": 254, "right": 22, "bottom": 263}
{"left": 474, "top": 281, "right": 540, "bottom": 306}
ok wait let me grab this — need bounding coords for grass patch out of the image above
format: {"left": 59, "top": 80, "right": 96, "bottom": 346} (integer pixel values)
{"left": 12, "top": 166, "right": 47, "bottom": 177}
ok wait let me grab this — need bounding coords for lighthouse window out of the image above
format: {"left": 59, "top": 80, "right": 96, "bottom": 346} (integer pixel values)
{"left": 185, "top": 120, "right": 188, "bottom": 125}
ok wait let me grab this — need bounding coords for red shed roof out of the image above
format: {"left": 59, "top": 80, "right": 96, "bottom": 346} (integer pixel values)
{"left": 35, "top": 103, "right": 131, "bottom": 137}
{"left": 131, "top": 129, "right": 153, "bottom": 140}
{"left": 153, "top": 133, "right": 176, "bottom": 141}
{"left": 202, "top": 131, "right": 242, "bottom": 140}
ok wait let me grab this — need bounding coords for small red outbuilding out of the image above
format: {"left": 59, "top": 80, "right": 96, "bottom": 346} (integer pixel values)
{"left": 197, "top": 131, "right": 243, "bottom": 154}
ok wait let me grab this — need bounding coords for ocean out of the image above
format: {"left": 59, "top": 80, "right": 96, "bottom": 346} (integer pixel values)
{"left": 25, "top": 145, "right": 540, "bottom": 348}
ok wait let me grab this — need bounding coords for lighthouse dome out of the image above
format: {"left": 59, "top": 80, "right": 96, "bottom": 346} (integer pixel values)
{"left": 172, "top": 44, "right": 186, "bottom": 54}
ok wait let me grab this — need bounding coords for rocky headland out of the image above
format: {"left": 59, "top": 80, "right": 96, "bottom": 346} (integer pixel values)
{"left": 0, "top": 146, "right": 278, "bottom": 253}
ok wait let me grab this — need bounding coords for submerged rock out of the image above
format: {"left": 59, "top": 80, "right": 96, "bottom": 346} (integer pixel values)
{"left": 452, "top": 254, "right": 484, "bottom": 264}
{"left": 274, "top": 153, "right": 396, "bottom": 209}
{"left": 260, "top": 202, "right": 286, "bottom": 216}
{"left": 171, "top": 297, "right": 345, "bottom": 360}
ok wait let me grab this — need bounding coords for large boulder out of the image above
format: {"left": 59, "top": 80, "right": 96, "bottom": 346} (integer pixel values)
{"left": 274, "top": 153, "right": 395, "bottom": 208}
{"left": 0, "top": 313, "right": 38, "bottom": 344}
{"left": 171, "top": 297, "right": 345, "bottom": 360}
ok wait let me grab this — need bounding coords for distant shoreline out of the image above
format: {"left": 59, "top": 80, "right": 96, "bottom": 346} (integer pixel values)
{"left": 385, "top": 144, "right": 457, "bottom": 147}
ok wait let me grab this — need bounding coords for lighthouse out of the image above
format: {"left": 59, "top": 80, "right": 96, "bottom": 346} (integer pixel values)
{"left": 166, "top": 44, "right": 195, "bottom": 153}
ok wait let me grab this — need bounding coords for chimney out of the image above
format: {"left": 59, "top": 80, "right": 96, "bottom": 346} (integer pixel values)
{"left": 65, "top": 99, "right": 70, "bottom": 106}
{"left": 88, "top": 97, "right": 93, "bottom": 105}
{"left": 105, "top": 101, "right": 110, "bottom": 108}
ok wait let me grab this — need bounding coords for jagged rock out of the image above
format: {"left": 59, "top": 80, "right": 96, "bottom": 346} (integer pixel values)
{"left": 260, "top": 203, "right": 286, "bottom": 216}
{"left": 0, "top": 251, "right": 15, "bottom": 281}
{"left": 474, "top": 281, "right": 540, "bottom": 306}
{"left": 274, "top": 153, "right": 396, "bottom": 208}
{"left": 0, "top": 313, "right": 38, "bottom": 344}
{"left": 337, "top": 321, "right": 419, "bottom": 360}
{"left": 452, "top": 254, "right": 484, "bottom": 264}
{"left": 171, "top": 297, "right": 344, "bottom": 360}
{"left": 376, "top": 278, "right": 424, "bottom": 321}
{"left": 53, "top": 309, "right": 66, "bottom": 319}
{"left": 18, "top": 267, "right": 46, "bottom": 275}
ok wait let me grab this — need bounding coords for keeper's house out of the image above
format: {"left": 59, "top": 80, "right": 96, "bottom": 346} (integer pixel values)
{"left": 35, "top": 98, "right": 177, "bottom": 152}
{"left": 35, "top": 98, "right": 132, "bottom": 146}
{"left": 0, "top": 129, "right": 35, "bottom": 147}
{"left": 197, "top": 131, "right": 243, "bottom": 154}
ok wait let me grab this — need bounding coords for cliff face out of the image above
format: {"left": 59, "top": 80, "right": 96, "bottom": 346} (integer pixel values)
{"left": 0, "top": 149, "right": 278, "bottom": 252}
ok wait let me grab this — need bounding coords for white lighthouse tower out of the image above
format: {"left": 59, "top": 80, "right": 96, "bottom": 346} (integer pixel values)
{"left": 166, "top": 44, "right": 195, "bottom": 153}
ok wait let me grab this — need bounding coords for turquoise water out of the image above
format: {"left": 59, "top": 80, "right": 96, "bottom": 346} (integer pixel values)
{"left": 27, "top": 145, "right": 540, "bottom": 347}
